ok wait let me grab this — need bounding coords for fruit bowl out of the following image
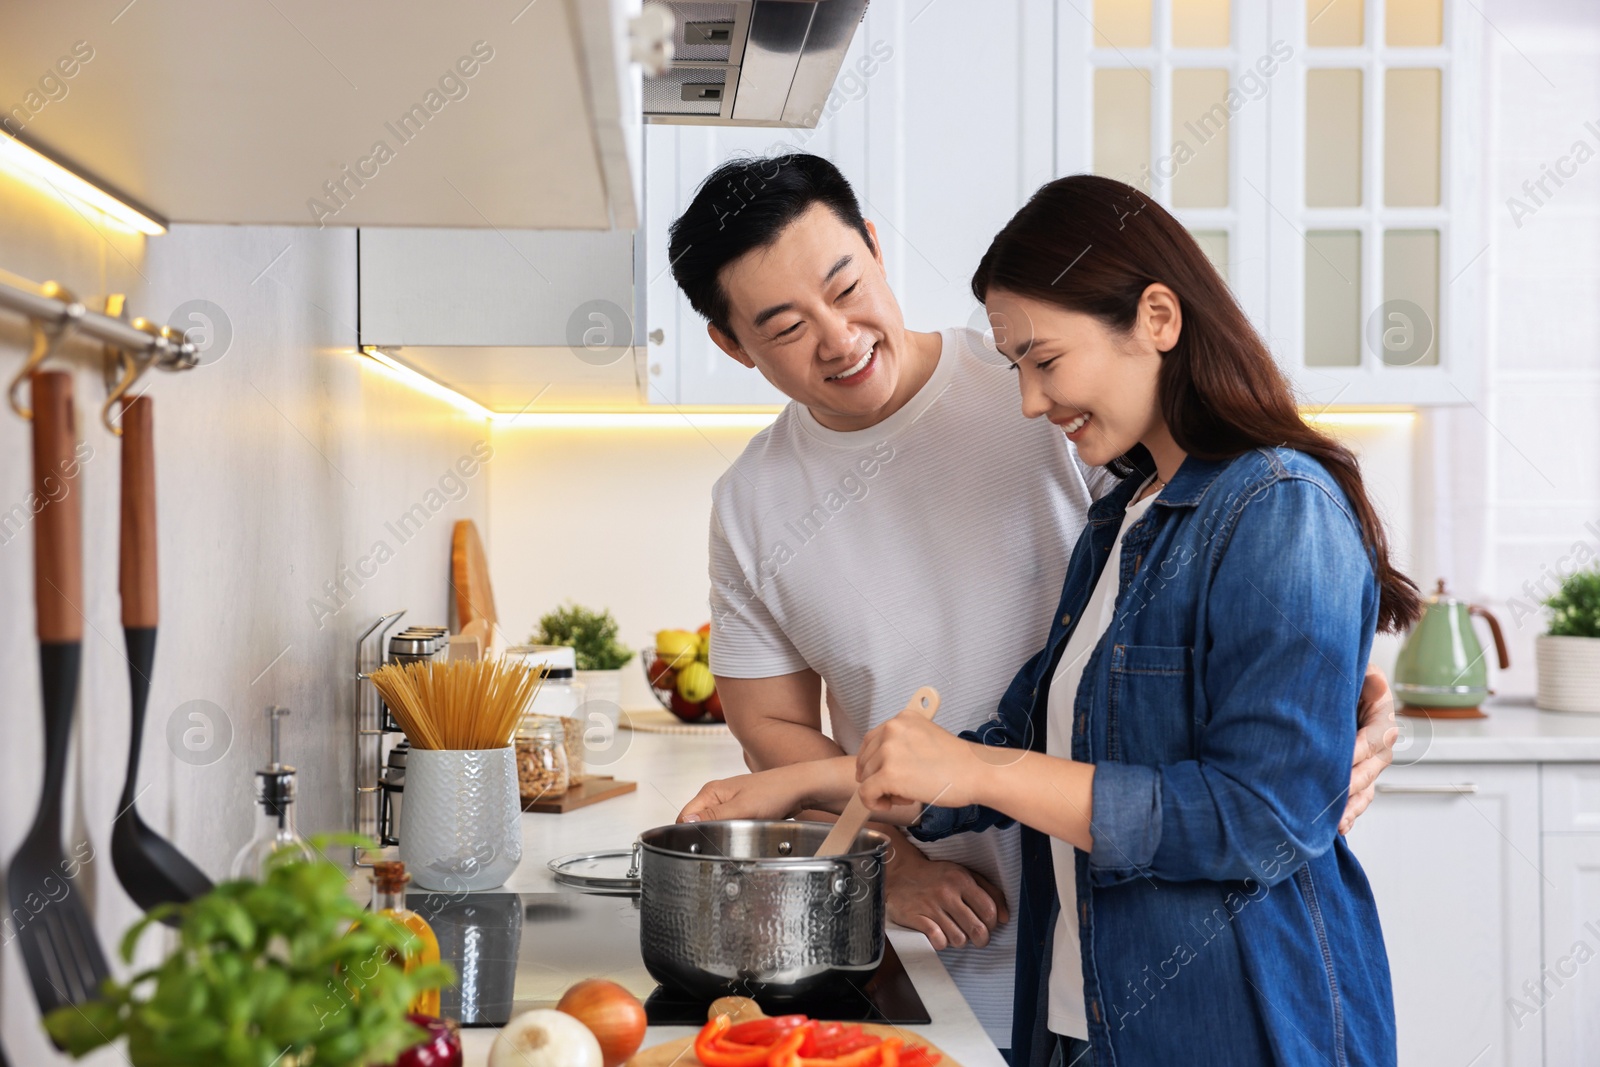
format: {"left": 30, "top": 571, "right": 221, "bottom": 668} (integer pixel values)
{"left": 642, "top": 632, "right": 723, "bottom": 723}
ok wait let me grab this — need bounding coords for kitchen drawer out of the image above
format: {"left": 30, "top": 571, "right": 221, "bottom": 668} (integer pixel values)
{"left": 1542, "top": 764, "right": 1600, "bottom": 833}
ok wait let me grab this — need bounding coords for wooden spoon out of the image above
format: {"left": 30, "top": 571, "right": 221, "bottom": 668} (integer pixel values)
{"left": 814, "top": 686, "right": 940, "bottom": 857}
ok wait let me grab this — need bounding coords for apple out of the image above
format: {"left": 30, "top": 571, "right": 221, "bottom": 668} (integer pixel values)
{"left": 696, "top": 622, "right": 711, "bottom": 637}
{"left": 676, "top": 661, "right": 715, "bottom": 704}
{"left": 669, "top": 692, "right": 705, "bottom": 722}
{"left": 646, "top": 657, "right": 677, "bottom": 690}
{"left": 655, "top": 629, "right": 699, "bottom": 669}
{"left": 703, "top": 690, "right": 724, "bottom": 722}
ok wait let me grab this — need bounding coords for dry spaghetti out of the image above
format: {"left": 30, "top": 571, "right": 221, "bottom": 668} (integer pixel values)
{"left": 369, "top": 658, "right": 546, "bottom": 750}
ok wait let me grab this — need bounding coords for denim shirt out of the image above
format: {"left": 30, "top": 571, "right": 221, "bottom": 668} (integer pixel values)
{"left": 914, "top": 448, "right": 1396, "bottom": 1067}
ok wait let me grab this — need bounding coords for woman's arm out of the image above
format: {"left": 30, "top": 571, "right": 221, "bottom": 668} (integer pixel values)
{"left": 1086, "top": 476, "right": 1376, "bottom": 888}
{"left": 857, "top": 714, "right": 1097, "bottom": 851}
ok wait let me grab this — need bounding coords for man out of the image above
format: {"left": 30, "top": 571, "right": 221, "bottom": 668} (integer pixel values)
{"left": 667, "top": 153, "right": 1396, "bottom": 1053}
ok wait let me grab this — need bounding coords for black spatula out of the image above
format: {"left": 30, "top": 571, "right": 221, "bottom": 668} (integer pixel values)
{"left": 9, "top": 370, "right": 111, "bottom": 1023}
{"left": 110, "top": 394, "right": 213, "bottom": 913}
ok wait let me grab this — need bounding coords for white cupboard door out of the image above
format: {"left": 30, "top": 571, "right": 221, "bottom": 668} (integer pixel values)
{"left": 1541, "top": 833, "right": 1600, "bottom": 1061}
{"left": 1343, "top": 763, "right": 1542, "bottom": 1067}
{"left": 862, "top": 0, "right": 1056, "bottom": 336}
{"left": 1542, "top": 764, "right": 1600, "bottom": 833}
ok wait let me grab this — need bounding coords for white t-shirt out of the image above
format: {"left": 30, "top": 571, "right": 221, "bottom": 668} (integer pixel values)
{"left": 708, "top": 327, "right": 1115, "bottom": 1046}
{"left": 1044, "top": 482, "right": 1158, "bottom": 1039}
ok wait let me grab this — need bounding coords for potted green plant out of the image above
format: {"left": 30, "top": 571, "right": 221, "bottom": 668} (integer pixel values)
{"left": 45, "top": 836, "right": 454, "bottom": 1066}
{"left": 1537, "top": 566, "right": 1600, "bottom": 714}
{"left": 529, "top": 602, "right": 634, "bottom": 711}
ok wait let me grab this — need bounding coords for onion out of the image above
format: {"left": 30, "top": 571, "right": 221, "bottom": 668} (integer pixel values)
{"left": 557, "top": 979, "right": 649, "bottom": 1067}
{"left": 488, "top": 1008, "right": 603, "bottom": 1067}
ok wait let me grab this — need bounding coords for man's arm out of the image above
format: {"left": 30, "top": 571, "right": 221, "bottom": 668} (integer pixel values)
{"left": 715, "top": 671, "right": 1009, "bottom": 949}
{"left": 717, "top": 670, "right": 840, "bottom": 769}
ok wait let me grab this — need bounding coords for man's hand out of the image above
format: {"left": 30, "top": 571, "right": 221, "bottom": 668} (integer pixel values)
{"left": 679, "top": 766, "right": 808, "bottom": 824}
{"left": 884, "top": 840, "right": 1009, "bottom": 950}
{"left": 1341, "top": 664, "right": 1398, "bottom": 835}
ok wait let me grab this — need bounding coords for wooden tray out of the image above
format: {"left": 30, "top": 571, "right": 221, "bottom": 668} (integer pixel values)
{"left": 627, "top": 996, "right": 958, "bottom": 1067}
{"left": 521, "top": 775, "right": 636, "bottom": 813}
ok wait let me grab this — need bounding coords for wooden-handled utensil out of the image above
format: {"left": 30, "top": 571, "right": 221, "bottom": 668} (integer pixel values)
{"left": 8, "top": 371, "right": 111, "bottom": 1027}
{"left": 110, "top": 394, "right": 214, "bottom": 914}
{"left": 814, "top": 686, "right": 940, "bottom": 858}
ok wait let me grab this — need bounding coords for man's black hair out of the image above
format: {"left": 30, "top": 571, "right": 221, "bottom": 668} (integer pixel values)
{"left": 666, "top": 153, "right": 875, "bottom": 341}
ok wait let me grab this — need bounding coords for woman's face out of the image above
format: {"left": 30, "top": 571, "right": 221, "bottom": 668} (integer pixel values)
{"left": 985, "top": 285, "right": 1181, "bottom": 468}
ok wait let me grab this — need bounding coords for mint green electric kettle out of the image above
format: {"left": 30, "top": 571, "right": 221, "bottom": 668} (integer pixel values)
{"left": 1394, "top": 579, "right": 1511, "bottom": 718}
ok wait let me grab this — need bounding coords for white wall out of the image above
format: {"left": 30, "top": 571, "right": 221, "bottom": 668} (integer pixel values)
{"left": 0, "top": 181, "right": 488, "bottom": 1064}
{"left": 487, "top": 421, "right": 767, "bottom": 710}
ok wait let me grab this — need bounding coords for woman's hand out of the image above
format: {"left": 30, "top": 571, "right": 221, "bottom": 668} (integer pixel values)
{"left": 678, "top": 766, "right": 807, "bottom": 824}
{"left": 857, "top": 710, "right": 989, "bottom": 814}
{"left": 1340, "top": 664, "right": 1398, "bottom": 835}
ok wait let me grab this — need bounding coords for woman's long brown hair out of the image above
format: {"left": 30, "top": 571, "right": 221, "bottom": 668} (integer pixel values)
{"left": 973, "top": 175, "right": 1421, "bottom": 633}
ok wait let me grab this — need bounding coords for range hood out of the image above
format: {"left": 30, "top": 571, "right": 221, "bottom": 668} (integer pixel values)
{"left": 644, "top": 0, "right": 869, "bottom": 128}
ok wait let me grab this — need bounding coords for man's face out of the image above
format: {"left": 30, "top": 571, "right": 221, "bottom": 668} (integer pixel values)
{"left": 710, "top": 203, "right": 908, "bottom": 431}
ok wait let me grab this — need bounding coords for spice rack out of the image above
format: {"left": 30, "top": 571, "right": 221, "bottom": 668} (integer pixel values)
{"left": 353, "top": 610, "right": 405, "bottom": 867}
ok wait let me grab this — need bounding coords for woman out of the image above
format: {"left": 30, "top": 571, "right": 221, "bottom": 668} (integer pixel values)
{"left": 680, "top": 175, "right": 1417, "bottom": 1067}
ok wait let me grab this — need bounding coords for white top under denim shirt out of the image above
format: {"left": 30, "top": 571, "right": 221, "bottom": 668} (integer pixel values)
{"left": 1044, "top": 482, "right": 1157, "bottom": 1039}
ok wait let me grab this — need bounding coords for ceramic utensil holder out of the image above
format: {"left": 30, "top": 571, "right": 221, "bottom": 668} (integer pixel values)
{"left": 400, "top": 747, "right": 522, "bottom": 891}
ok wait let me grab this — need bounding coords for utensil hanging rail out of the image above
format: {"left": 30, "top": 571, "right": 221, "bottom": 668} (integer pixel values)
{"left": 0, "top": 270, "right": 200, "bottom": 370}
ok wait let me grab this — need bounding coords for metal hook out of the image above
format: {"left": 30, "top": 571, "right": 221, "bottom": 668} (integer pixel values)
{"left": 7, "top": 282, "right": 84, "bottom": 420}
{"left": 100, "top": 314, "right": 163, "bottom": 436}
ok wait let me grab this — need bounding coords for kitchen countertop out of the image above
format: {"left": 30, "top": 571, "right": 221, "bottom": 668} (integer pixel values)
{"left": 1404, "top": 697, "right": 1600, "bottom": 762}
{"left": 449, "top": 696, "right": 1600, "bottom": 1060}
{"left": 454, "top": 717, "right": 1007, "bottom": 1067}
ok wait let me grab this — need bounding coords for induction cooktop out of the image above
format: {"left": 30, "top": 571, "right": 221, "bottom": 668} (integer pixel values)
{"left": 407, "top": 891, "right": 930, "bottom": 1028}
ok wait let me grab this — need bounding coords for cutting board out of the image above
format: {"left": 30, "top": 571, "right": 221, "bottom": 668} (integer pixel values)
{"left": 626, "top": 996, "right": 958, "bottom": 1067}
{"left": 450, "top": 519, "right": 497, "bottom": 639}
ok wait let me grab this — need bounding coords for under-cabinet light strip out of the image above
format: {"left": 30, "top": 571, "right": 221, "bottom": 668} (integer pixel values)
{"left": 0, "top": 133, "right": 166, "bottom": 235}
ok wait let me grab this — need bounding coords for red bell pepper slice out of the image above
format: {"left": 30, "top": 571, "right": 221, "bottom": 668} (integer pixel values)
{"left": 774, "top": 1040, "right": 887, "bottom": 1067}
{"left": 698, "top": 1014, "right": 939, "bottom": 1067}
{"left": 727, "top": 1015, "right": 809, "bottom": 1047}
{"left": 810, "top": 1031, "right": 880, "bottom": 1059}
{"left": 695, "top": 1016, "right": 788, "bottom": 1067}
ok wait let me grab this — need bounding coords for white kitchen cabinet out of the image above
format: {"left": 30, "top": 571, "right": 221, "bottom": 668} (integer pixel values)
{"left": 0, "top": 1, "right": 641, "bottom": 229}
{"left": 1539, "top": 834, "right": 1600, "bottom": 1062}
{"left": 859, "top": 0, "right": 1056, "bottom": 336}
{"left": 642, "top": 0, "right": 1055, "bottom": 406}
{"left": 357, "top": 227, "right": 646, "bottom": 411}
{"left": 1055, "top": 0, "right": 1486, "bottom": 407}
{"left": 1344, "top": 763, "right": 1543, "bottom": 1066}
{"left": 359, "top": 228, "right": 637, "bottom": 348}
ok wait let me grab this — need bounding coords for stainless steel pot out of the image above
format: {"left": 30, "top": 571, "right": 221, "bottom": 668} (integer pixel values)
{"left": 637, "top": 820, "right": 889, "bottom": 1001}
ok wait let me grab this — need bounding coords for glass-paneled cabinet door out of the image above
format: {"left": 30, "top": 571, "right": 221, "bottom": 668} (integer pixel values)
{"left": 1267, "top": 0, "right": 1485, "bottom": 406}
{"left": 1057, "top": 0, "right": 1273, "bottom": 333}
